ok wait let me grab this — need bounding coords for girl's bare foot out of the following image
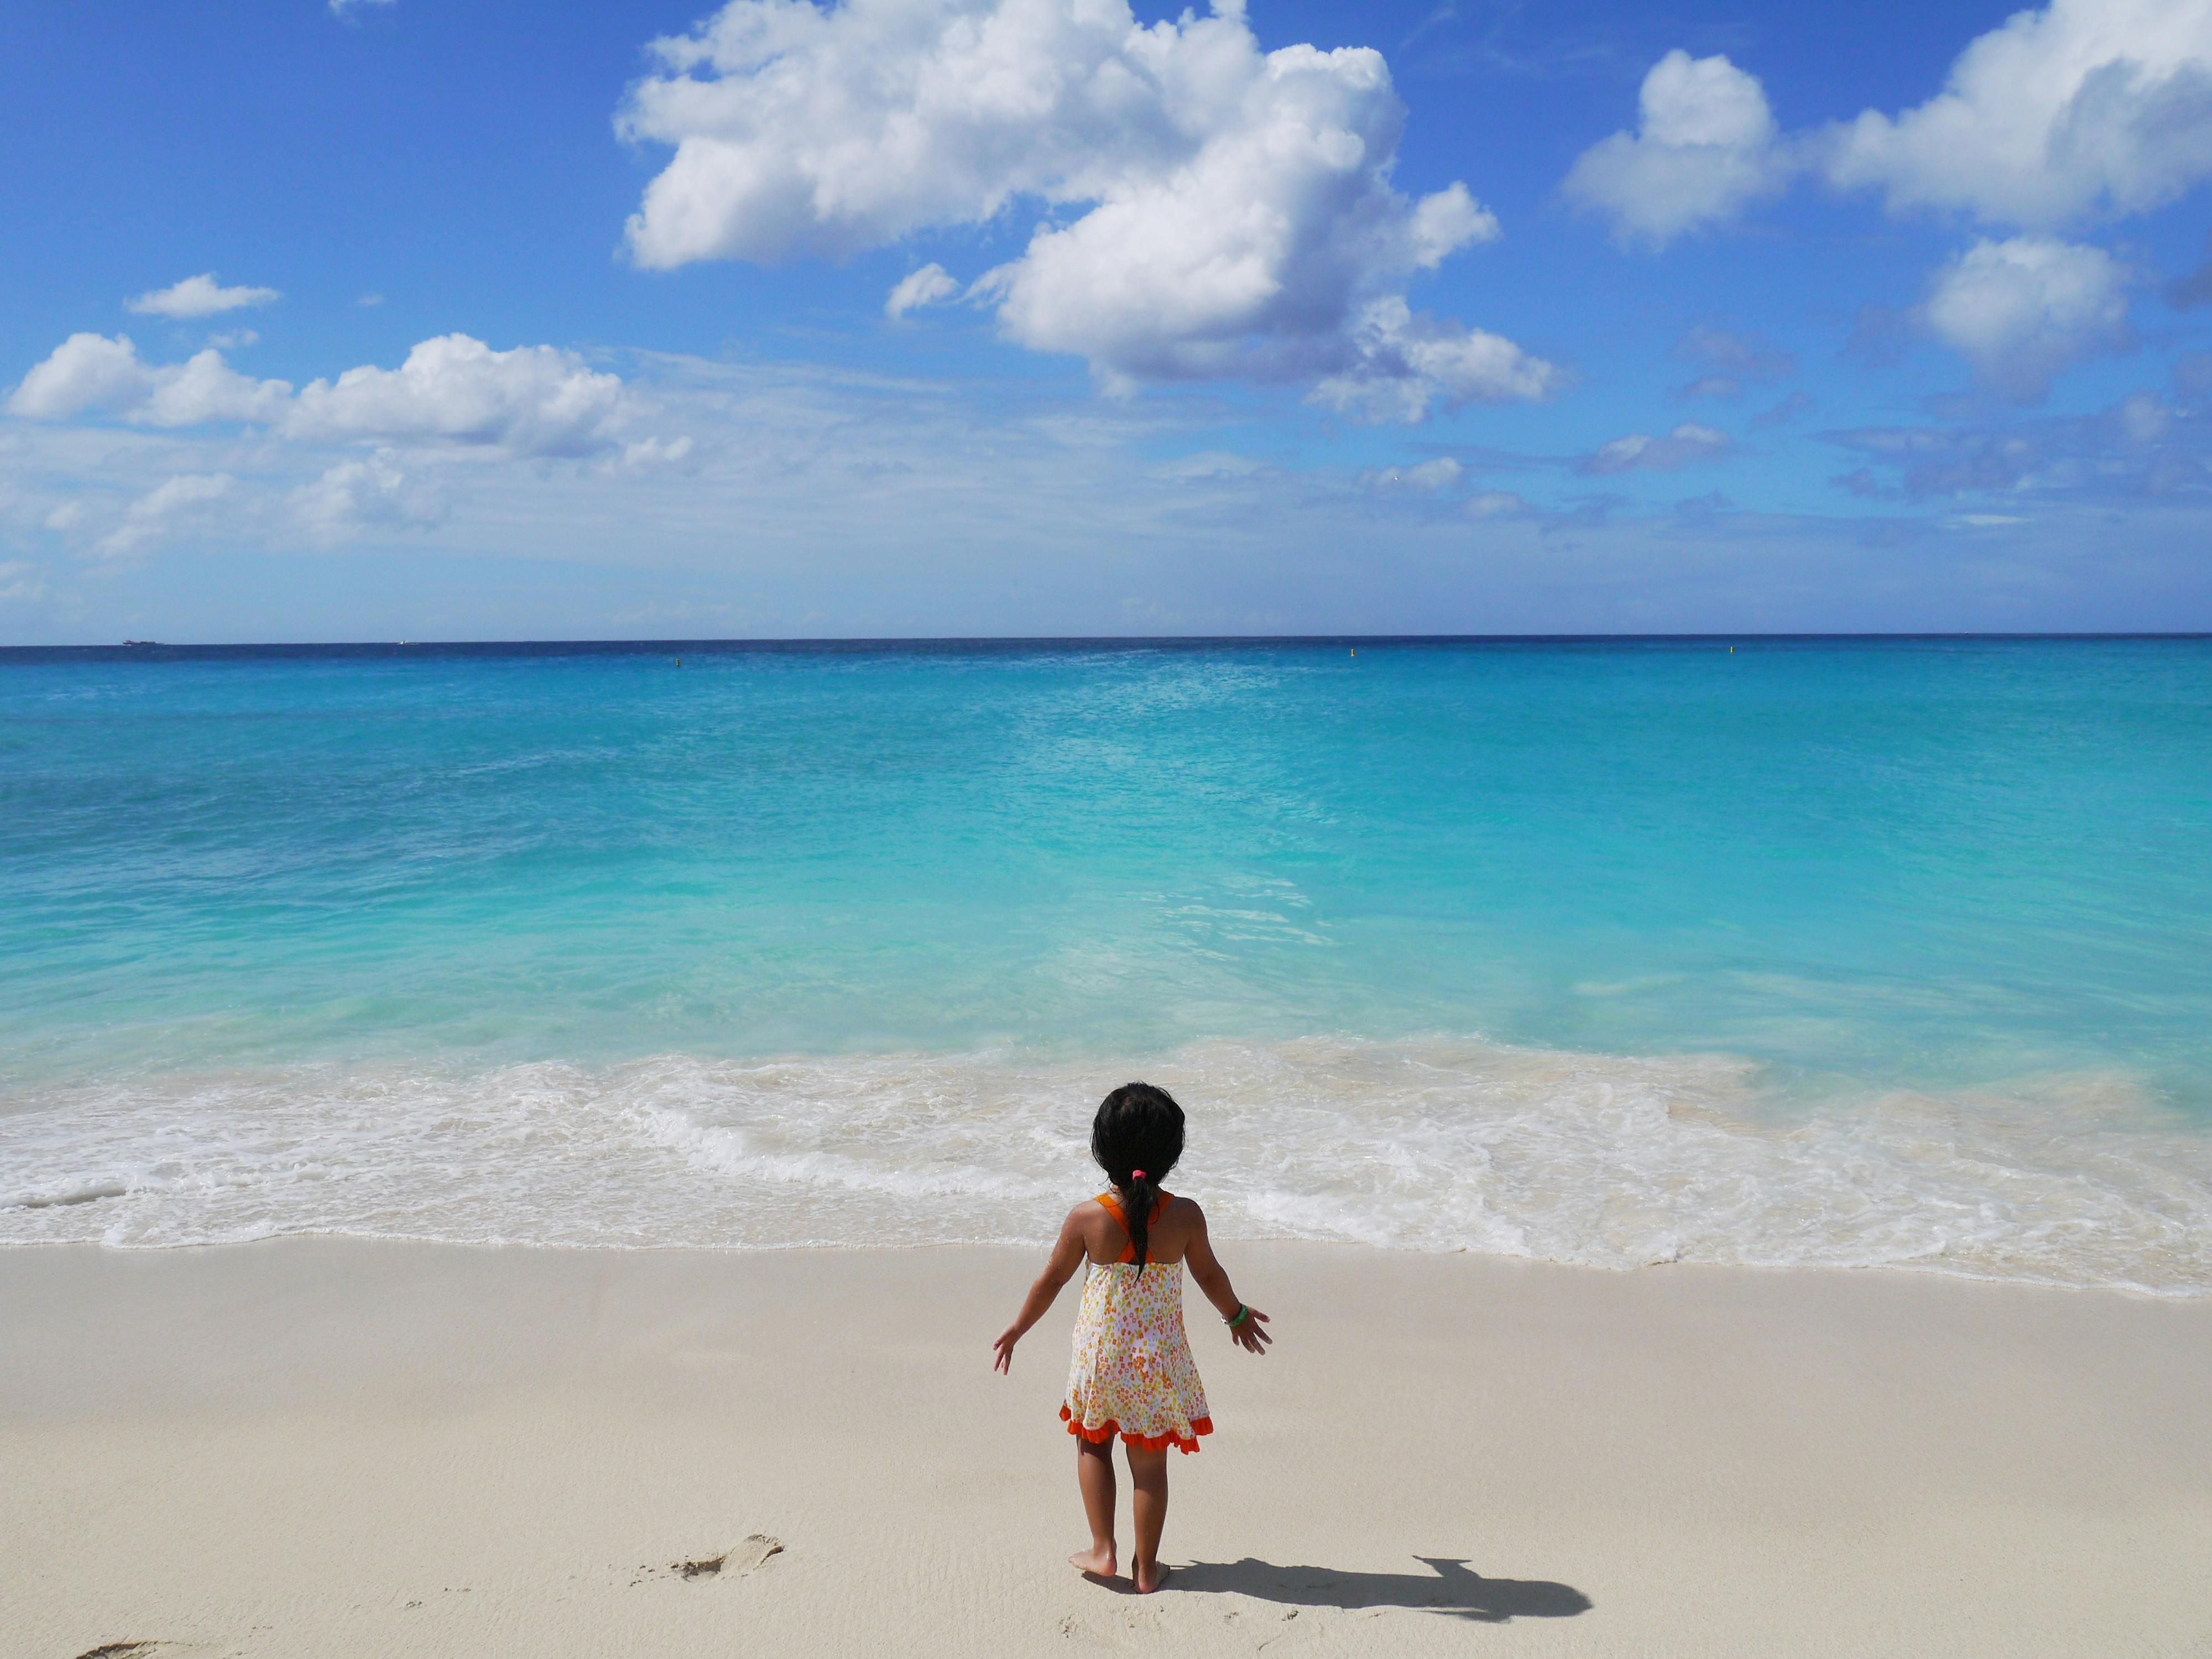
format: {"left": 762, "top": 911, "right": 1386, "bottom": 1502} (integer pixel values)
{"left": 1069, "top": 1544, "right": 1117, "bottom": 1579}
{"left": 1132, "top": 1559, "right": 1170, "bottom": 1595}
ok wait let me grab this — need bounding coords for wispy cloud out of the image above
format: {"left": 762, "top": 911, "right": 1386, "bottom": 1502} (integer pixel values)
{"left": 885, "top": 265, "right": 959, "bottom": 321}
{"left": 1672, "top": 324, "right": 1796, "bottom": 400}
{"left": 1829, "top": 387, "right": 2209, "bottom": 502}
{"left": 1577, "top": 423, "right": 1735, "bottom": 475}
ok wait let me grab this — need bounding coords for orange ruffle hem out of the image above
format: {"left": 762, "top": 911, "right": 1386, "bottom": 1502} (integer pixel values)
{"left": 1061, "top": 1403, "right": 1214, "bottom": 1454}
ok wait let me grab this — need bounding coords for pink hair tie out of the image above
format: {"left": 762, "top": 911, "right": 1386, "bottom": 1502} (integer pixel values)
{"left": 1130, "top": 1170, "right": 1147, "bottom": 1181}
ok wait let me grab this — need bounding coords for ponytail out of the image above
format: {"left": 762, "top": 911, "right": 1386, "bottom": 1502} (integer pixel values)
{"left": 1090, "top": 1083, "right": 1185, "bottom": 1273}
{"left": 1118, "top": 1168, "right": 1160, "bottom": 1272}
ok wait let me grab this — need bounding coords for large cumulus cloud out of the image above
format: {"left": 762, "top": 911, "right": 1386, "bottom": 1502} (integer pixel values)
{"left": 1825, "top": 0, "right": 2212, "bottom": 227}
{"left": 1573, "top": 0, "right": 2212, "bottom": 241}
{"left": 616, "top": 0, "right": 1554, "bottom": 418}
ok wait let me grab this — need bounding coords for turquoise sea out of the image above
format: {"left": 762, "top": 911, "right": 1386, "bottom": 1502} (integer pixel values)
{"left": 3, "top": 638, "right": 2209, "bottom": 1291}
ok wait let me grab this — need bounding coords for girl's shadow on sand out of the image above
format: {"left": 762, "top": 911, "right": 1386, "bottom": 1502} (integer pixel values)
{"left": 1171, "top": 1556, "right": 1591, "bottom": 1622}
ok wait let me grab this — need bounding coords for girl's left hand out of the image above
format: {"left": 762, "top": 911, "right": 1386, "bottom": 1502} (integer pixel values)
{"left": 990, "top": 1326, "right": 1020, "bottom": 1373}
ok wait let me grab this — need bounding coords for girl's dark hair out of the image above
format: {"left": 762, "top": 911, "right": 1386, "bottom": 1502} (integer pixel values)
{"left": 1091, "top": 1082, "right": 1185, "bottom": 1273}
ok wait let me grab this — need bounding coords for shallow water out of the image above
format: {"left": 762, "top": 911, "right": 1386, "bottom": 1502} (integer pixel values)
{"left": 4, "top": 638, "right": 2209, "bottom": 1289}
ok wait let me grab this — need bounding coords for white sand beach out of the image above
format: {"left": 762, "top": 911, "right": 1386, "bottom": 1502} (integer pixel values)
{"left": 4, "top": 1239, "right": 2209, "bottom": 1658}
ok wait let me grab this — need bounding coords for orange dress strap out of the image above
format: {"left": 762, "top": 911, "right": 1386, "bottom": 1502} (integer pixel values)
{"left": 1094, "top": 1190, "right": 1171, "bottom": 1262}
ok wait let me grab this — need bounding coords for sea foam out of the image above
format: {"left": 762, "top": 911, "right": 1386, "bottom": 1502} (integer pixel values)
{"left": 4, "top": 1036, "right": 2206, "bottom": 1295}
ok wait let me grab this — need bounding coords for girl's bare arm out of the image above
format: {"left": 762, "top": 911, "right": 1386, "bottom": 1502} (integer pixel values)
{"left": 1182, "top": 1201, "right": 1272, "bottom": 1354}
{"left": 991, "top": 1208, "right": 1091, "bottom": 1373}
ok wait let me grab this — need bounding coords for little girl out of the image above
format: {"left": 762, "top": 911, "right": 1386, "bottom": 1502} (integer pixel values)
{"left": 992, "top": 1082, "right": 1272, "bottom": 1594}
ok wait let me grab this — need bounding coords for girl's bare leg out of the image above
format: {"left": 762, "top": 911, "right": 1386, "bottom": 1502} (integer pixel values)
{"left": 1126, "top": 1443, "right": 1170, "bottom": 1593}
{"left": 1070, "top": 1436, "right": 1118, "bottom": 1577}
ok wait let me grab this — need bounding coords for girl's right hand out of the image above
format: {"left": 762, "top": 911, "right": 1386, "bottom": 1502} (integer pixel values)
{"left": 1230, "top": 1307, "right": 1272, "bottom": 1354}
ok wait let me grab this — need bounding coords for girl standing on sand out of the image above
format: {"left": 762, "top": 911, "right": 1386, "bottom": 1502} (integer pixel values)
{"left": 992, "top": 1083, "right": 1272, "bottom": 1594}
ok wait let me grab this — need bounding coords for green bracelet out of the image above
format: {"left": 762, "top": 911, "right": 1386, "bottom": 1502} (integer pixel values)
{"left": 1227, "top": 1304, "right": 1249, "bottom": 1329}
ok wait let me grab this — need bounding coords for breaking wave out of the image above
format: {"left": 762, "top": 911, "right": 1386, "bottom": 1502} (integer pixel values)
{"left": 4, "top": 1036, "right": 2208, "bottom": 1295}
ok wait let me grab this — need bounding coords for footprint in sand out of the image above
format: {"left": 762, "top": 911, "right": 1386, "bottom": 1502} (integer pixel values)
{"left": 628, "top": 1532, "right": 784, "bottom": 1587}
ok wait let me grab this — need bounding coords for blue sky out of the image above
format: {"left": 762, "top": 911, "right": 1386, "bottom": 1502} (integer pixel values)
{"left": 4, "top": 0, "right": 2212, "bottom": 641}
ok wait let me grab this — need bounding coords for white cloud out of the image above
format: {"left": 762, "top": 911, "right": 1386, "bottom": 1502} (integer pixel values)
{"left": 8, "top": 333, "right": 155, "bottom": 419}
{"left": 331, "top": 0, "right": 395, "bottom": 16}
{"left": 95, "top": 473, "right": 238, "bottom": 560}
{"left": 620, "top": 0, "right": 1207, "bottom": 264}
{"left": 142, "top": 348, "right": 295, "bottom": 426}
{"left": 1562, "top": 51, "right": 1790, "bottom": 246}
{"left": 7, "top": 333, "right": 631, "bottom": 458}
{"left": 615, "top": 434, "right": 700, "bottom": 471}
{"left": 1468, "top": 489, "right": 1533, "bottom": 517}
{"left": 619, "top": 0, "right": 1548, "bottom": 418}
{"left": 126, "top": 273, "right": 281, "bottom": 319}
{"left": 6, "top": 334, "right": 293, "bottom": 426}
{"left": 885, "top": 263, "right": 959, "bottom": 319}
{"left": 1922, "top": 236, "right": 2130, "bottom": 401}
{"left": 284, "top": 336, "right": 630, "bottom": 457}
{"left": 1825, "top": 0, "right": 2212, "bottom": 228}
{"left": 1360, "top": 456, "right": 1464, "bottom": 491}
{"left": 1573, "top": 2, "right": 2212, "bottom": 255}
{"left": 290, "top": 456, "right": 448, "bottom": 541}
{"left": 1309, "top": 297, "right": 1559, "bottom": 421}
{"left": 1578, "top": 422, "right": 1734, "bottom": 474}
{"left": 207, "top": 328, "right": 260, "bottom": 350}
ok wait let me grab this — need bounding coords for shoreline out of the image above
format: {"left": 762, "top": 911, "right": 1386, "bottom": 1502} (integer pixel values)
{"left": 6, "top": 1227, "right": 2210, "bottom": 1303}
{"left": 6, "top": 1237, "right": 2210, "bottom": 1656}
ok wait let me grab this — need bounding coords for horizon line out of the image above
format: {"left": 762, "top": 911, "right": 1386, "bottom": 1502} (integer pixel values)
{"left": 6, "top": 630, "right": 2212, "bottom": 656}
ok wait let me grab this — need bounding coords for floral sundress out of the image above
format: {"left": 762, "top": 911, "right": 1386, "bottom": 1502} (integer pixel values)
{"left": 1061, "top": 1190, "right": 1213, "bottom": 1454}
